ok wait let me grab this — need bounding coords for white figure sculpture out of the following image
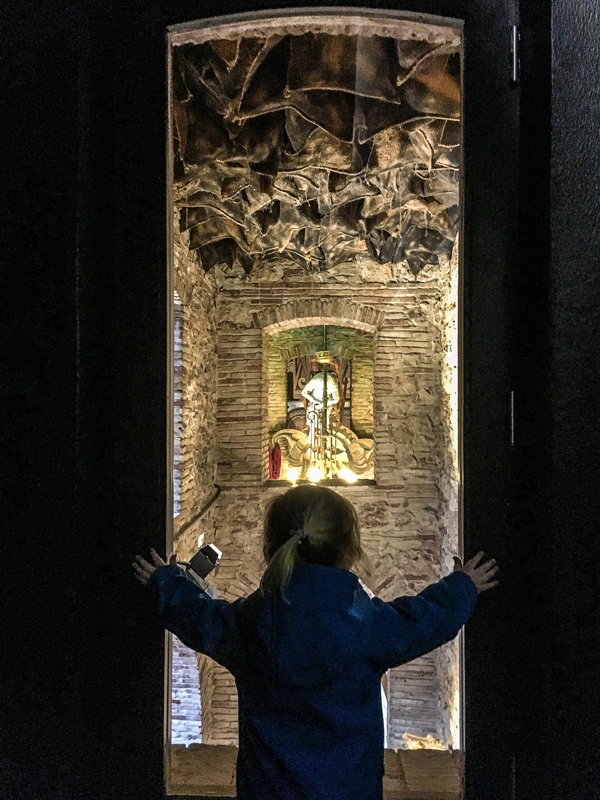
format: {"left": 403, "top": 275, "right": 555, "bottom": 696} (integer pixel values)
{"left": 272, "top": 356, "right": 374, "bottom": 482}
{"left": 301, "top": 369, "right": 340, "bottom": 426}
{"left": 301, "top": 367, "right": 341, "bottom": 479}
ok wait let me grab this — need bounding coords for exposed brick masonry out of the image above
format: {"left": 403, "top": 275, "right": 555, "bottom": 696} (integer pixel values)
{"left": 173, "top": 232, "right": 219, "bottom": 558}
{"left": 173, "top": 293, "right": 183, "bottom": 517}
{"left": 172, "top": 636, "right": 202, "bottom": 745}
{"left": 172, "top": 233, "right": 459, "bottom": 750}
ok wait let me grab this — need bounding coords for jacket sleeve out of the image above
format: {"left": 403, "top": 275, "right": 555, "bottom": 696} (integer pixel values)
{"left": 366, "top": 570, "right": 478, "bottom": 672}
{"left": 149, "top": 564, "right": 243, "bottom": 673}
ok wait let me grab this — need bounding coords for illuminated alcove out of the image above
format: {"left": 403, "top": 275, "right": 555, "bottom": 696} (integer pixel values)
{"left": 265, "top": 323, "right": 375, "bottom": 483}
{"left": 167, "top": 8, "right": 462, "bottom": 796}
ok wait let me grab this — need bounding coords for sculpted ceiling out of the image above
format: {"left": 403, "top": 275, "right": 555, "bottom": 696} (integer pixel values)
{"left": 171, "top": 17, "right": 461, "bottom": 277}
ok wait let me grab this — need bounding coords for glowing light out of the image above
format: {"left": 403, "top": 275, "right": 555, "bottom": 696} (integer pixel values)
{"left": 307, "top": 466, "right": 325, "bottom": 483}
{"left": 286, "top": 467, "right": 301, "bottom": 483}
{"left": 338, "top": 467, "right": 358, "bottom": 483}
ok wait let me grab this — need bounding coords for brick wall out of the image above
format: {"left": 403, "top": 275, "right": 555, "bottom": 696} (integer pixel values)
{"left": 198, "top": 480, "right": 454, "bottom": 748}
{"left": 197, "top": 653, "right": 238, "bottom": 746}
{"left": 434, "top": 243, "right": 461, "bottom": 749}
{"left": 172, "top": 238, "right": 460, "bottom": 749}
{"left": 172, "top": 229, "right": 221, "bottom": 743}
{"left": 173, "top": 229, "right": 219, "bottom": 560}
{"left": 171, "top": 636, "right": 202, "bottom": 745}
{"left": 216, "top": 329, "right": 263, "bottom": 487}
{"left": 387, "top": 655, "right": 442, "bottom": 746}
{"left": 173, "top": 292, "right": 184, "bottom": 517}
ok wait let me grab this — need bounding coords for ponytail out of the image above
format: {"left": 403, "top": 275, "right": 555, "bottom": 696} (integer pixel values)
{"left": 260, "top": 529, "right": 307, "bottom": 599}
{"left": 260, "top": 486, "right": 365, "bottom": 600}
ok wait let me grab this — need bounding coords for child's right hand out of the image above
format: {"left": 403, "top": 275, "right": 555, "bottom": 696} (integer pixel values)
{"left": 452, "top": 552, "right": 499, "bottom": 594}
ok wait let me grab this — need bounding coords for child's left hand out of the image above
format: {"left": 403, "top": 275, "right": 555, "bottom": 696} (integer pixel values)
{"left": 452, "top": 552, "right": 499, "bottom": 594}
{"left": 132, "top": 549, "right": 177, "bottom": 586}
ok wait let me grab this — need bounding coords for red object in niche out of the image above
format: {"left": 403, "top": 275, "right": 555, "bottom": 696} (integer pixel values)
{"left": 269, "top": 443, "right": 282, "bottom": 480}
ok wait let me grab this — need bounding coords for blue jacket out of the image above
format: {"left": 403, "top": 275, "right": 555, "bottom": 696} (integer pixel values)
{"left": 150, "top": 562, "right": 478, "bottom": 800}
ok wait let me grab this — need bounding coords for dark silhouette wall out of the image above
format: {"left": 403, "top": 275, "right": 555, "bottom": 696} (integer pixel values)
{"left": 2, "top": 2, "right": 599, "bottom": 798}
{"left": 544, "top": 1, "right": 600, "bottom": 796}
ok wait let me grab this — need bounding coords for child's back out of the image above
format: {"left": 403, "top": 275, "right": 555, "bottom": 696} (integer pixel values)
{"left": 151, "top": 552, "right": 478, "bottom": 800}
{"left": 137, "top": 485, "right": 498, "bottom": 799}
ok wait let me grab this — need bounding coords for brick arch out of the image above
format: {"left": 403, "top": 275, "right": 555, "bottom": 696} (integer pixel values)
{"left": 253, "top": 299, "right": 385, "bottom": 333}
{"left": 278, "top": 341, "right": 359, "bottom": 363}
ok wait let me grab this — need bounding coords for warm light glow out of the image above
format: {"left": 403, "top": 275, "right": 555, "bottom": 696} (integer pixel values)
{"left": 286, "top": 467, "right": 301, "bottom": 483}
{"left": 307, "top": 466, "right": 325, "bottom": 483}
{"left": 338, "top": 467, "right": 358, "bottom": 483}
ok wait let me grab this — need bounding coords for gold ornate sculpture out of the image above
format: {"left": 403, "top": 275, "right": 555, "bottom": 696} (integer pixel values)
{"left": 273, "top": 424, "right": 375, "bottom": 483}
{"left": 402, "top": 733, "right": 446, "bottom": 751}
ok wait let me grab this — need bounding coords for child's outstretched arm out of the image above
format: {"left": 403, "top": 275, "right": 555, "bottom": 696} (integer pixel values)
{"left": 366, "top": 553, "right": 498, "bottom": 672}
{"left": 133, "top": 550, "right": 242, "bottom": 672}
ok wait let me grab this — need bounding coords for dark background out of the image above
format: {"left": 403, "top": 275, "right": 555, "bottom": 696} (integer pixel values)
{"left": 2, "top": 1, "right": 598, "bottom": 798}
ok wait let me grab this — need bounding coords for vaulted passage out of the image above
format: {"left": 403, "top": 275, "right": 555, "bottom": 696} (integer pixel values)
{"left": 168, "top": 10, "right": 463, "bottom": 797}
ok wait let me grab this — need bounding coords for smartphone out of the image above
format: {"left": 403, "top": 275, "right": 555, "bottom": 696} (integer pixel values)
{"left": 178, "top": 543, "right": 222, "bottom": 598}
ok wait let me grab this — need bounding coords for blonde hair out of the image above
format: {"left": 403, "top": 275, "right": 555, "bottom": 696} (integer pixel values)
{"left": 260, "top": 485, "right": 367, "bottom": 599}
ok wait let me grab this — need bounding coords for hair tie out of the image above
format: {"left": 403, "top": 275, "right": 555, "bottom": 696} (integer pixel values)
{"left": 291, "top": 528, "right": 309, "bottom": 543}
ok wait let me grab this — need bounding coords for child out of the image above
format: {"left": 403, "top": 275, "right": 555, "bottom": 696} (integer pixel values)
{"left": 133, "top": 485, "right": 498, "bottom": 800}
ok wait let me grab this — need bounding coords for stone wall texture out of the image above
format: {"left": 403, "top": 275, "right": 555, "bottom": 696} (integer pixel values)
{"left": 171, "top": 237, "right": 460, "bottom": 750}
{"left": 435, "top": 243, "right": 461, "bottom": 749}
{"left": 173, "top": 230, "right": 219, "bottom": 560}
{"left": 173, "top": 293, "right": 184, "bottom": 517}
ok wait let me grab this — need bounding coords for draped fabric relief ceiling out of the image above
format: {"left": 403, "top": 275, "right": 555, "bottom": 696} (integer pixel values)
{"left": 172, "top": 17, "right": 461, "bottom": 277}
